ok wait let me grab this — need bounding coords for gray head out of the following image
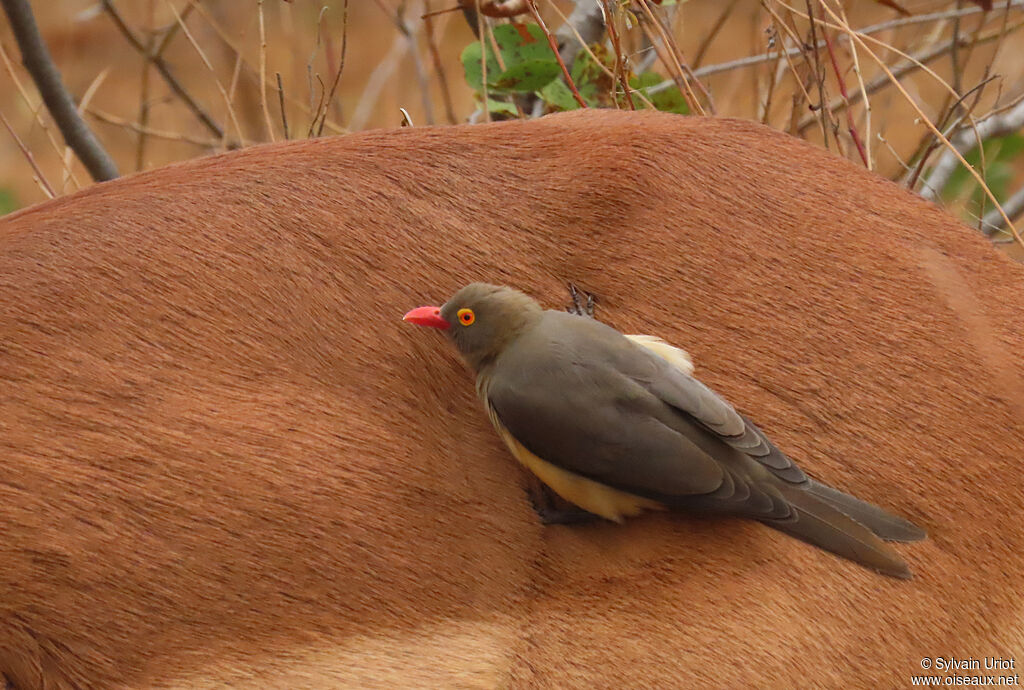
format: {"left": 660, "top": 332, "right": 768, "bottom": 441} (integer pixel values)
{"left": 404, "top": 282, "right": 543, "bottom": 370}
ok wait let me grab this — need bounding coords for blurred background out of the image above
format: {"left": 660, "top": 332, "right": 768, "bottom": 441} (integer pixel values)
{"left": 1, "top": 1, "right": 1023, "bottom": 255}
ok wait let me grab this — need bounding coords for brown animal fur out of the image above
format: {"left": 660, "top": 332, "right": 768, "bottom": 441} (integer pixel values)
{"left": 1, "top": 110, "right": 1022, "bottom": 688}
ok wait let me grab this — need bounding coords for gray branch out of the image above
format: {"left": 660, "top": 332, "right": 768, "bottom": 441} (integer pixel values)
{"left": 555, "top": 0, "right": 605, "bottom": 67}
{"left": 2, "top": 0, "right": 119, "bottom": 181}
{"left": 100, "top": 0, "right": 228, "bottom": 144}
{"left": 920, "top": 98, "right": 1024, "bottom": 201}
{"left": 980, "top": 184, "right": 1024, "bottom": 237}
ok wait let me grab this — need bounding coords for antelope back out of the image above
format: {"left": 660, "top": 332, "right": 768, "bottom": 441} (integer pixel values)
{"left": 1, "top": 110, "right": 1021, "bottom": 688}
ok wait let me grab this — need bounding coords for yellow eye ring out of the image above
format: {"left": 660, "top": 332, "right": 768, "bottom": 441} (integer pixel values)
{"left": 457, "top": 308, "right": 475, "bottom": 326}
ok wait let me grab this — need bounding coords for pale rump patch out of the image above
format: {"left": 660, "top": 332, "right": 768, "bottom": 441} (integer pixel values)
{"left": 625, "top": 333, "right": 696, "bottom": 375}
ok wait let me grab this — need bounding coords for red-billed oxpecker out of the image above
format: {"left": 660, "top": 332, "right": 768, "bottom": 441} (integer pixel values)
{"left": 404, "top": 283, "right": 925, "bottom": 578}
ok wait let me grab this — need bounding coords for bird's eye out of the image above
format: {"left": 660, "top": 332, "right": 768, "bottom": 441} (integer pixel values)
{"left": 457, "top": 308, "right": 475, "bottom": 326}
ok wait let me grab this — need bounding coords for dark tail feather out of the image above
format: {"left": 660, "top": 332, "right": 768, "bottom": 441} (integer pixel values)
{"left": 766, "top": 488, "right": 914, "bottom": 579}
{"left": 806, "top": 479, "right": 926, "bottom": 543}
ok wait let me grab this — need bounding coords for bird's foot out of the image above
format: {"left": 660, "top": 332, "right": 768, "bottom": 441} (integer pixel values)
{"left": 566, "top": 283, "right": 597, "bottom": 318}
{"left": 527, "top": 476, "right": 601, "bottom": 525}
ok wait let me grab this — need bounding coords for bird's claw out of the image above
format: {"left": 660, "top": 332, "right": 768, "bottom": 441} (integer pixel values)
{"left": 526, "top": 476, "right": 601, "bottom": 525}
{"left": 566, "top": 283, "right": 597, "bottom": 318}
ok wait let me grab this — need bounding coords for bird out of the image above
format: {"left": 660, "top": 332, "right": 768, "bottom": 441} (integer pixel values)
{"left": 403, "top": 282, "right": 926, "bottom": 578}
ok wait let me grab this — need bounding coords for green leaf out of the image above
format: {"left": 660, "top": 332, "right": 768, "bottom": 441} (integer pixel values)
{"left": 461, "top": 24, "right": 559, "bottom": 94}
{"left": 568, "top": 50, "right": 606, "bottom": 105}
{"left": 489, "top": 60, "right": 561, "bottom": 93}
{"left": 0, "top": 188, "right": 18, "bottom": 216}
{"left": 630, "top": 72, "right": 690, "bottom": 114}
{"left": 539, "top": 78, "right": 580, "bottom": 111}
{"left": 483, "top": 99, "right": 518, "bottom": 117}
{"left": 941, "top": 133, "right": 1024, "bottom": 205}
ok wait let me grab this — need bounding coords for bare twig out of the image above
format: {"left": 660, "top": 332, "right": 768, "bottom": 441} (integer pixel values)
{"left": 373, "top": 0, "right": 434, "bottom": 125}
{"left": 190, "top": 2, "right": 345, "bottom": 136}
{"left": 2, "top": 0, "right": 119, "bottom": 181}
{"left": 306, "top": 75, "right": 326, "bottom": 138}
{"left": 804, "top": 0, "right": 831, "bottom": 147}
{"left": 526, "top": 0, "right": 587, "bottom": 108}
{"left": 65, "top": 68, "right": 109, "bottom": 191}
{"left": 820, "top": 6, "right": 867, "bottom": 166}
{"left": 693, "top": 0, "right": 740, "bottom": 69}
{"left": 553, "top": 0, "right": 606, "bottom": 69}
{"left": 637, "top": 0, "right": 711, "bottom": 114}
{"left": 476, "top": 0, "right": 490, "bottom": 122}
{"left": 635, "top": 1, "right": 702, "bottom": 115}
{"left": 101, "top": 0, "right": 229, "bottom": 145}
{"left": 164, "top": 0, "right": 245, "bottom": 147}
{"left": 655, "top": 0, "right": 1024, "bottom": 86}
{"left": 981, "top": 184, "right": 1024, "bottom": 236}
{"left": 758, "top": 31, "right": 785, "bottom": 125}
{"left": 921, "top": 99, "right": 1024, "bottom": 200}
{"left": 546, "top": 0, "right": 656, "bottom": 109}
{"left": 87, "top": 107, "right": 219, "bottom": 147}
{"left": 316, "top": 0, "right": 349, "bottom": 135}
{"left": 904, "top": 76, "right": 995, "bottom": 190}
{"left": 832, "top": 0, "right": 872, "bottom": 169}
{"left": 600, "top": 0, "right": 635, "bottom": 110}
{"left": 276, "top": 73, "right": 289, "bottom": 139}
{"left": 796, "top": 17, "right": 1023, "bottom": 134}
{"left": 423, "top": 0, "right": 457, "bottom": 125}
{"left": 0, "top": 108, "right": 55, "bottom": 197}
{"left": 135, "top": 4, "right": 154, "bottom": 172}
{"left": 761, "top": 2, "right": 821, "bottom": 136}
{"left": 0, "top": 41, "right": 81, "bottom": 188}
{"left": 812, "top": 5, "right": 1022, "bottom": 248}
{"left": 258, "top": 0, "right": 275, "bottom": 142}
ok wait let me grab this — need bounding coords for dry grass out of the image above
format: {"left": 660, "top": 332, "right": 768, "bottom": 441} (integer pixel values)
{"left": 1, "top": 0, "right": 1023, "bottom": 233}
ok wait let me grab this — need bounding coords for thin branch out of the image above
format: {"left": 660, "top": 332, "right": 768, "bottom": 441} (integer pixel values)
{"left": 378, "top": 0, "right": 435, "bottom": 125}
{"left": 796, "top": 16, "right": 1023, "bottom": 134}
{"left": 670, "top": 0, "right": 1024, "bottom": 84}
{"left": 87, "top": 107, "right": 220, "bottom": 147}
{"left": 306, "top": 75, "right": 326, "bottom": 138}
{"left": 636, "top": 0, "right": 703, "bottom": 115}
{"left": 164, "top": 0, "right": 245, "bottom": 147}
{"left": 476, "top": 0, "right": 490, "bottom": 122}
{"left": 135, "top": 6, "right": 154, "bottom": 172}
{"left": 65, "top": 67, "right": 109, "bottom": 192}
{"left": 2, "top": 0, "right": 118, "bottom": 181}
{"left": 820, "top": 5, "right": 867, "bottom": 166}
{"left": 0, "top": 107, "right": 55, "bottom": 197}
{"left": 693, "top": 0, "right": 740, "bottom": 69}
{"left": 980, "top": 184, "right": 1024, "bottom": 237}
{"left": 101, "top": 0, "right": 229, "bottom": 145}
{"left": 921, "top": 98, "right": 1024, "bottom": 200}
{"left": 904, "top": 76, "right": 996, "bottom": 190}
{"left": 423, "top": 0, "right": 457, "bottom": 125}
{"left": 804, "top": 0, "right": 831, "bottom": 147}
{"left": 833, "top": 0, "right": 872, "bottom": 169}
{"left": 190, "top": 2, "right": 345, "bottom": 136}
{"left": 553, "top": 0, "right": 605, "bottom": 69}
{"left": 258, "top": 0, "right": 275, "bottom": 142}
{"left": 0, "top": 41, "right": 81, "bottom": 188}
{"left": 526, "top": 0, "right": 586, "bottom": 108}
{"left": 276, "top": 73, "right": 289, "bottom": 139}
{"left": 600, "top": 0, "right": 635, "bottom": 110}
{"left": 637, "top": 0, "right": 711, "bottom": 114}
{"left": 546, "top": 0, "right": 656, "bottom": 109}
{"left": 813, "top": 4, "right": 1022, "bottom": 249}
